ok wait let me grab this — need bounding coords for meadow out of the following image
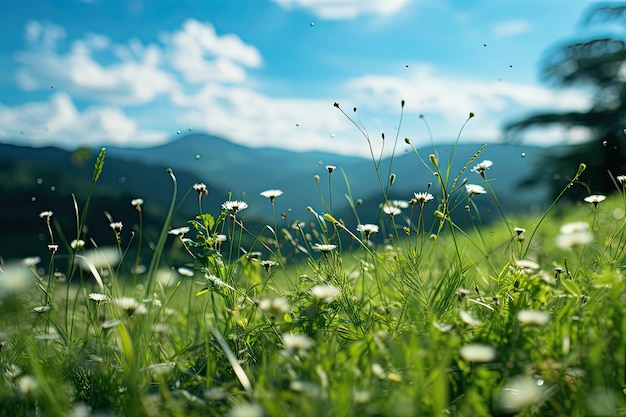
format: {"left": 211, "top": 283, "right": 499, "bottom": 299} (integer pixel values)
{"left": 1, "top": 110, "right": 625, "bottom": 417}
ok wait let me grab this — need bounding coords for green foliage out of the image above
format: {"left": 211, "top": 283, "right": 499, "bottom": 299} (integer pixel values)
{"left": 1, "top": 115, "right": 626, "bottom": 417}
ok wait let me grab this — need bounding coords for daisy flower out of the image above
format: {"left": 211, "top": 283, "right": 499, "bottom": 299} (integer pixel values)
{"left": 413, "top": 192, "right": 434, "bottom": 206}
{"left": 222, "top": 200, "right": 248, "bottom": 214}
{"left": 583, "top": 194, "right": 606, "bottom": 207}
{"left": 313, "top": 243, "right": 337, "bottom": 253}
{"left": 260, "top": 189, "right": 283, "bottom": 203}
{"left": 465, "top": 184, "right": 487, "bottom": 196}
{"left": 356, "top": 224, "right": 379, "bottom": 240}
{"left": 470, "top": 160, "right": 493, "bottom": 178}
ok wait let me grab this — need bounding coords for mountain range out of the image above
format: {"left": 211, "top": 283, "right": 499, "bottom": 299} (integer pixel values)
{"left": 106, "top": 133, "right": 550, "bottom": 222}
{"left": 1, "top": 133, "right": 553, "bottom": 260}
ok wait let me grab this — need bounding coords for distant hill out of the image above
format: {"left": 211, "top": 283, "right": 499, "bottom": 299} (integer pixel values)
{"left": 0, "top": 143, "right": 226, "bottom": 260}
{"left": 106, "top": 133, "right": 551, "bottom": 223}
{"left": 0, "top": 135, "right": 555, "bottom": 259}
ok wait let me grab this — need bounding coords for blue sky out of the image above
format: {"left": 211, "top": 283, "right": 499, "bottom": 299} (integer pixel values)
{"left": 0, "top": 0, "right": 602, "bottom": 157}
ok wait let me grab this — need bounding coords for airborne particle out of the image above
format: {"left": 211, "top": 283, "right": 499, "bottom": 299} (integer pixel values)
{"left": 521, "top": 152, "right": 526, "bottom": 158}
{"left": 310, "top": 22, "right": 315, "bottom": 27}
{"left": 330, "top": 133, "right": 335, "bottom": 138}
{"left": 177, "top": 130, "right": 181, "bottom": 134}
{"left": 195, "top": 154, "right": 200, "bottom": 160}
{"left": 188, "top": 127, "right": 193, "bottom": 131}
{"left": 602, "top": 140, "right": 608, "bottom": 146}
{"left": 483, "top": 43, "right": 487, "bottom": 47}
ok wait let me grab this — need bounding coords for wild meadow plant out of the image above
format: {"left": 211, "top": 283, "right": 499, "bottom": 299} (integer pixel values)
{"left": 1, "top": 110, "right": 626, "bottom": 416}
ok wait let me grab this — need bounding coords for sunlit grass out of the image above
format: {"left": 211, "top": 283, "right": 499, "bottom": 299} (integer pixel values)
{"left": 1, "top": 114, "right": 625, "bottom": 417}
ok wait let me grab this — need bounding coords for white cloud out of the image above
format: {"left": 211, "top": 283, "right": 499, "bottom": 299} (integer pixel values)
{"left": 270, "top": 0, "right": 411, "bottom": 19}
{"left": 491, "top": 20, "right": 532, "bottom": 38}
{"left": 170, "top": 84, "right": 353, "bottom": 153}
{"left": 4, "top": 19, "right": 595, "bottom": 156}
{"left": 0, "top": 93, "right": 167, "bottom": 148}
{"left": 16, "top": 23, "right": 177, "bottom": 106}
{"left": 24, "top": 20, "right": 66, "bottom": 51}
{"left": 343, "top": 64, "right": 592, "bottom": 146}
{"left": 15, "top": 19, "right": 262, "bottom": 102}
{"left": 163, "top": 19, "right": 262, "bottom": 84}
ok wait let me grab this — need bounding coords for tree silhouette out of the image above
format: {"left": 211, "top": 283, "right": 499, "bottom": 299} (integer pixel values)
{"left": 504, "top": 3, "right": 626, "bottom": 199}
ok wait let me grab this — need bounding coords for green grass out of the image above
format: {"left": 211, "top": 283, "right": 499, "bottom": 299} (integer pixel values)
{"left": 1, "top": 121, "right": 626, "bottom": 417}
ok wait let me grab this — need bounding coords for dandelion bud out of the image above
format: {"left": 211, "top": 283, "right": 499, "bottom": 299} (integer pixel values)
{"left": 314, "top": 175, "right": 320, "bottom": 182}
{"left": 389, "top": 173, "right": 396, "bottom": 186}
{"left": 333, "top": 102, "right": 340, "bottom": 108}
{"left": 469, "top": 112, "right": 475, "bottom": 118}
{"left": 381, "top": 133, "right": 385, "bottom": 141}
{"left": 353, "top": 107, "right": 357, "bottom": 112}
{"left": 323, "top": 213, "right": 338, "bottom": 224}
{"left": 404, "top": 138, "right": 411, "bottom": 144}
{"left": 401, "top": 99, "right": 405, "bottom": 108}
{"left": 429, "top": 154, "right": 438, "bottom": 169}
{"left": 326, "top": 165, "right": 336, "bottom": 174}
{"left": 356, "top": 198, "right": 363, "bottom": 206}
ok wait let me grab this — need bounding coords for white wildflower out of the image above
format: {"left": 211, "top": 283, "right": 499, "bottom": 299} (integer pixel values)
{"left": 313, "top": 243, "right": 336, "bottom": 253}
{"left": 583, "top": 194, "right": 606, "bottom": 207}
{"left": 193, "top": 183, "right": 208, "bottom": 196}
{"left": 227, "top": 403, "right": 264, "bottom": 417}
{"left": 177, "top": 267, "right": 194, "bottom": 277}
{"left": 413, "top": 192, "right": 434, "bottom": 206}
{"left": 88, "top": 293, "right": 107, "bottom": 303}
{"left": 356, "top": 224, "right": 379, "bottom": 239}
{"left": 460, "top": 310, "right": 482, "bottom": 327}
{"left": 113, "top": 297, "right": 147, "bottom": 315}
{"left": 222, "top": 200, "right": 248, "bottom": 213}
{"left": 496, "top": 376, "right": 548, "bottom": 413}
{"left": 311, "top": 284, "right": 340, "bottom": 303}
{"left": 559, "top": 221, "right": 589, "bottom": 234}
{"left": 258, "top": 297, "right": 290, "bottom": 316}
{"left": 460, "top": 344, "right": 496, "bottom": 363}
{"left": 517, "top": 310, "right": 550, "bottom": 326}
{"left": 470, "top": 160, "right": 493, "bottom": 177}
{"left": 465, "top": 184, "right": 487, "bottom": 195}
{"left": 168, "top": 226, "right": 190, "bottom": 236}
{"left": 260, "top": 189, "right": 283, "bottom": 202}
{"left": 70, "top": 239, "right": 85, "bottom": 250}
{"left": 382, "top": 204, "right": 402, "bottom": 216}
{"left": 282, "top": 333, "right": 314, "bottom": 354}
